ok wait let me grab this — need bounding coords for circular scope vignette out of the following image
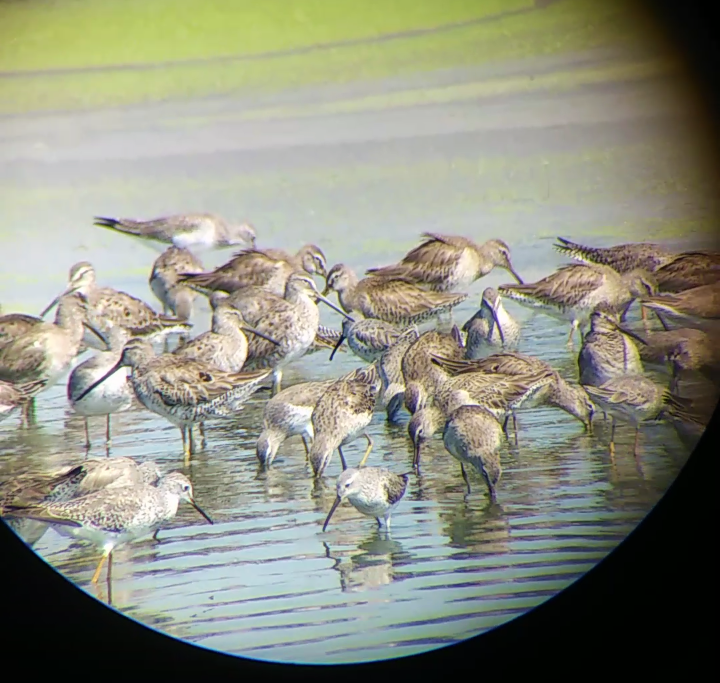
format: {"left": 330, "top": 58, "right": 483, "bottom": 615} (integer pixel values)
{"left": 0, "top": 0, "right": 716, "bottom": 669}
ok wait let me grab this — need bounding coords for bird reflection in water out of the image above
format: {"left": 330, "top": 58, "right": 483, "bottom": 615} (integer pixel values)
{"left": 438, "top": 498, "right": 509, "bottom": 554}
{"left": 323, "top": 537, "right": 409, "bottom": 594}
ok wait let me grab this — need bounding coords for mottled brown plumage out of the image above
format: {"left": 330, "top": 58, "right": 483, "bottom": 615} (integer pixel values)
{"left": 553, "top": 237, "right": 675, "bottom": 273}
{"left": 642, "top": 282, "right": 720, "bottom": 327}
{"left": 366, "top": 234, "right": 522, "bottom": 292}
{"left": 324, "top": 264, "right": 468, "bottom": 326}
{"left": 654, "top": 251, "right": 720, "bottom": 293}
{"left": 149, "top": 246, "right": 204, "bottom": 320}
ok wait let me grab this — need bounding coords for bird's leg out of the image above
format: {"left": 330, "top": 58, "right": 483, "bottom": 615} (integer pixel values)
{"left": 633, "top": 426, "right": 640, "bottom": 458}
{"left": 152, "top": 529, "right": 160, "bottom": 542}
{"left": 502, "top": 415, "right": 510, "bottom": 436}
{"left": 461, "top": 463, "right": 471, "bottom": 494}
{"left": 272, "top": 369, "right": 283, "bottom": 397}
{"left": 359, "top": 433, "right": 373, "bottom": 467}
{"left": 512, "top": 413, "right": 519, "bottom": 445}
{"left": 199, "top": 422, "right": 207, "bottom": 449}
{"left": 91, "top": 548, "right": 111, "bottom": 584}
{"left": 84, "top": 419, "right": 92, "bottom": 451}
{"left": 609, "top": 417, "right": 616, "bottom": 460}
{"left": 301, "top": 435, "right": 310, "bottom": 457}
{"left": 106, "top": 553, "right": 113, "bottom": 606}
{"left": 338, "top": 446, "right": 348, "bottom": 470}
{"left": 105, "top": 414, "right": 112, "bottom": 447}
{"left": 376, "top": 517, "right": 382, "bottom": 529}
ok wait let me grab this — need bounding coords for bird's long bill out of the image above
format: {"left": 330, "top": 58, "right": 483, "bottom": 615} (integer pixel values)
{"left": 611, "top": 319, "right": 649, "bottom": 346}
{"left": 489, "top": 302, "right": 506, "bottom": 346}
{"left": 241, "top": 325, "right": 281, "bottom": 346}
{"left": 40, "top": 287, "right": 73, "bottom": 318}
{"left": 74, "top": 359, "right": 125, "bottom": 402}
{"left": 322, "top": 496, "right": 342, "bottom": 532}
{"left": 329, "top": 333, "right": 346, "bottom": 361}
{"left": 190, "top": 498, "right": 214, "bottom": 525}
{"left": 413, "top": 440, "right": 421, "bottom": 470}
{"left": 316, "top": 293, "right": 354, "bottom": 321}
{"left": 83, "top": 321, "right": 110, "bottom": 349}
{"left": 321, "top": 284, "right": 331, "bottom": 297}
{"left": 507, "top": 265, "right": 524, "bottom": 285}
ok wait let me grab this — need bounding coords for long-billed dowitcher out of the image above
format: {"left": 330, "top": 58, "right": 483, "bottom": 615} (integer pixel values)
{"left": 0, "top": 293, "right": 94, "bottom": 388}
{"left": 329, "top": 317, "right": 405, "bottom": 363}
{"left": 178, "top": 245, "right": 326, "bottom": 296}
{"left": 322, "top": 467, "right": 409, "bottom": 531}
{"left": 323, "top": 264, "right": 468, "bottom": 327}
{"left": 462, "top": 287, "right": 520, "bottom": 356}
{"left": 94, "top": 213, "right": 256, "bottom": 251}
{"left": 67, "top": 325, "right": 133, "bottom": 450}
{"left": 401, "top": 328, "right": 465, "bottom": 415}
{"left": 149, "top": 246, "right": 204, "bottom": 320}
{"left": 73, "top": 337, "right": 272, "bottom": 460}
{"left": 309, "top": 364, "right": 381, "bottom": 477}
{"left": 4, "top": 471, "right": 212, "bottom": 583}
{"left": 0, "top": 312, "right": 43, "bottom": 345}
{"left": 256, "top": 379, "right": 335, "bottom": 467}
{"left": 499, "top": 263, "right": 657, "bottom": 345}
{"left": 42, "top": 262, "right": 192, "bottom": 347}
{"left": 653, "top": 251, "right": 720, "bottom": 293}
{"left": 641, "top": 282, "right": 720, "bottom": 328}
{"left": 366, "top": 234, "right": 523, "bottom": 292}
{"left": 443, "top": 404, "right": 503, "bottom": 500}
{"left": 1, "top": 457, "right": 162, "bottom": 547}
{"left": 378, "top": 326, "right": 420, "bottom": 421}
{"left": 578, "top": 306, "right": 646, "bottom": 387}
{"left": 666, "top": 336, "right": 720, "bottom": 391}
{"left": 659, "top": 393, "right": 709, "bottom": 452}
{"left": 583, "top": 375, "right": 667, "bottom": 457}
{"left": 174, "top": 301, "right": 279, "bottom": 373}
{"left": 0, "top": 380, "right": 46, "bottom": 425}
{"left": 239, "top": 272, "right": 353, "bottom": 395}
{"left": 553, "top": 237, "right": 676, "bottom": 273}
{"left": 432, "top": 352, "right": 595, "bottom": 431}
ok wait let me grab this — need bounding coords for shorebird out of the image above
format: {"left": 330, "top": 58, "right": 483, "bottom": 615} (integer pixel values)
{"left": 41, "top": 262, "right": 192, "bottom": 348}
{"left": 378, "top": 326, "right": 420, "bottom": 421}
{"left": 0, "top": 293, "right": 95, "bottom": 388}
{"left": 499, "top": 263, "right": 657, "bottom": 345}
{"left": 67, "top": 325, "right": 133, "bottom": 450}
{"left": 323, "top": 263, "right": 468, "bottom": 326}
{"left": 311, "top": 326, "right": 345, "bottom": 355}
{"left": 173, "top": 301, "right": 280, "bottom": 373}
{"left": 94, "top": 212, "right": 256, "bottom": 251}
{"left": 401, "top": 328, "right": 465, "bottom": 415}
{"left": 256, "top": 379, "right": 335, "bottom": 467}
{"left": 578, "top": 306, "right": 646, "bottom": 387}
{"left": 553, "top": 237, "right": 676, "bottom": 274}
{"left": 1, "top": 457, "right": 162, "bottom": 547}
{"left": 308, "top": 364, "right": 382, "bottom": 477}
{"left": 149, "top": 246, "right": 204, "bottom": 320}
{"left": 659, "top": 393, "right": 710, "bottom": 452}
{"left": 366, "top": 234, "right": 523, "bottom": 292}
{"left": 409, "top": 370, "right": 554, "bottom": 470}
{"left": 442, "top": 404, "right": 503, "bottom": 500}
{"left": 178, "top": 245, "right": 327, "bottom": 296}
{"left": 322, "top": 467, "right": 409, "bottom": 531}
{"left": 462, "top": 287, "right": 520, "bottom": 356}
{"left": 0, "top": 380, "right": 46, "bottom": 425}
{"left": 329, "top": 317, "right": 405, "bottom": 363}
{"left": 583, "top": 375, "right": 667, "bottom": 457}
{"left": 239, "top": 272, "right": 353, "bottom": 395}
{"left": 432, "top": 352, "right": 595, "bottom": 431}
{"left": 641, "top": 282, "right": 720, "bottom": 328}
{"left": 4, "top": 471, "right": 212, "bottom": 583}
{"left": 653, "top": 251, "right": 720, "bottom": 293}
{"left": 73, "top": 337, "right": 272, "bottom": 460}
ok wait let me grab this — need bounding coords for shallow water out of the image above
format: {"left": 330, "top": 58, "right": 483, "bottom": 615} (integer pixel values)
{"left": 0, "top": 45, "right": 716, "bottom": 664}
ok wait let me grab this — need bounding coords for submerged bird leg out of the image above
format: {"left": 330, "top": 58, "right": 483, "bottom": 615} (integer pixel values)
{"left": 512, "top": 413, "right": 519, "bottom": 445}
{"left": 152, "top": 529, "right": 160, "bottom": 542}
{"left": 359, "top": 433, "right": 373, "bottom": 467}
{"left": 338, "top": 446, "right": 348, "bottom": 470}
{"left": 106, "top": 414, "right": 112, "bottom": 446}
{"left": 301, "top": 435, "right": 310, "bottom": 456}
{"left": 376, "top": 517, "right": 382, "bottom": 529}
{"left": 91, "top": 548, "right": 111, "bottom": 584}
{"left": 199, "top": 422, "right": 207, "bottom": 448}
{"left": 609, "top": 417, "right": 616, "bottom": 460}
{"left": 84, "top": 419, "right": 92, "bottom": 451}
{"left": 460, "top": 463, "right": 471, "bottom": 494}
{"left": 502, "top": 415, "right": 510, "bottom": 435}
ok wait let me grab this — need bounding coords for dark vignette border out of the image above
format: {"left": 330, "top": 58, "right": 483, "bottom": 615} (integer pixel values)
{"left": 0, "top": 0, "right": 716, "bottom": 677}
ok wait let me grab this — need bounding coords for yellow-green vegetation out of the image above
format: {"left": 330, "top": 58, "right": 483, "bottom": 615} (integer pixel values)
{"left": 0, "top": 0, "right": 658, "bottom": 114}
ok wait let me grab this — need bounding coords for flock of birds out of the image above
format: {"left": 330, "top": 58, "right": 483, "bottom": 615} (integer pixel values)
{"left": 0, "top": 210, "right": 718, "bottom": 587}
